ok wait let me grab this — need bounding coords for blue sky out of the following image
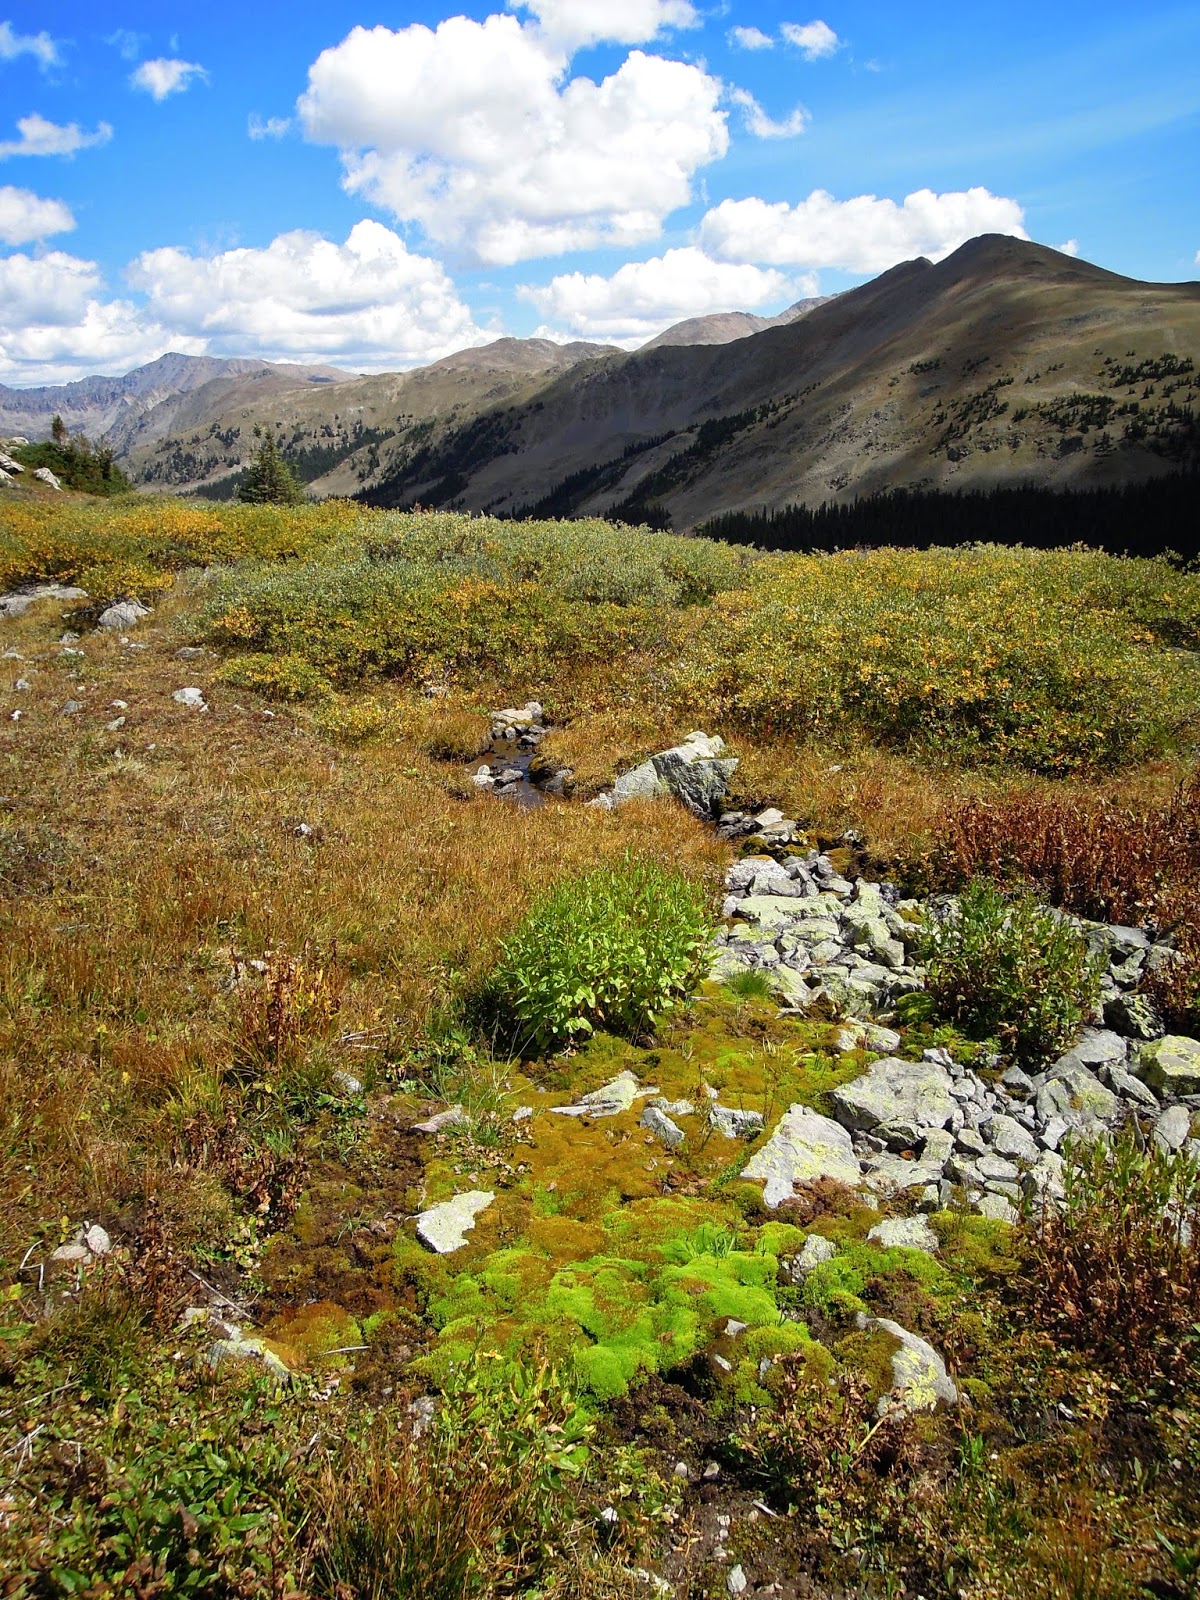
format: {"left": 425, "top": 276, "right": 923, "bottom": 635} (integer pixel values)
{"left": 1, "top": 0, "right": 1197, "bottom": 384}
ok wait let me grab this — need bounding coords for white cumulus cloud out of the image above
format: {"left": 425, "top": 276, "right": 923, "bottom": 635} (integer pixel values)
{"left": 519, "top": 245, "right": 804, "bottom": 341}
{"left": 506, "top": 0, "right": 697, "bottom": 50}
{"left": 0, "top": 113, "right": 113, "bottom": 159}
{"left": 729, "top": 88, "right": 809, "bottom": 139}
{"left": 0, "top": 184, "right": 74, "bottom": 244}
{"left": 728, "top": 25, "right": 774, "bottom": 50}
{"left": 701, "top": 186, "right": 1028, "bottom": 273}
{"left": 298, "top": 14, "right": 727, "bottom": 265}
{"left": 1057, "top": 238, "right": 1080, "bottom": 257}
{"left": 0, "top": 21, "right": 58, "bottom": 68}
{"left": 781, "top": 20, "right": 840, "bottom": 59}
{"left": 127, "top": 220, "right": 488, "bottom": 368}
{"left": 0, "top": 250, "right": 188, "bottom": 386}
{"left": 130, "top": 58, "right": 207, "bottom": 101}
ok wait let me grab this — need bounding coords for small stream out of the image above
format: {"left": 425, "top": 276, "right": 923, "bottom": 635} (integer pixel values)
{"left": 470, "top": 739, "right": 548, "bottom": 809}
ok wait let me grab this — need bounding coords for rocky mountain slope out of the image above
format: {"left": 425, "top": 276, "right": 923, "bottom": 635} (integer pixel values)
{"left": 639, "top": 293, "right": 836, "bottom": 351}
{"left": 0, "top": 353, "right": 354, "bottom": 455}
{"left": 355, "top": 237, "right": 1199, "bottom": 524}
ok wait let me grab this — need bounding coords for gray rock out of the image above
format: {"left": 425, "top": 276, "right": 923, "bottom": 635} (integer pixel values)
{"left": 1136, "top": 1036, "right": 1200, "bottom": 1098}
{"left": 1105, "top": 1065, "right": 1160, "bottom": 1109}
{"left": 1055, "top": 1028, "right": 1127, "bottom": 1071}
{"left": 551, "top": 1070, "right": 648, "bottom": 1118}
{"left": 84, "top": 1223, "right": 112, "bottom": 1255}
{"left": 742, "top": 1106, "right": 861, "bottom": 1208}
{"left": 857, "top": 1314, "right": 957, "bottom": 1415}
{"left": 784, "top": 1234, "right": 837, "bottom": 1281}
{"left": 611, "top": 731, "right": 737, "bottom": 818}
{"left": 727, "top": 1566, "right": 747, "bottom": 1596}
{"left": 867, "top": 1216, "right": 939, "bottom": 1253}
{"left": 1155, "top": 1105, "right": 1192, "bottom": 1154}
{"left": 988, "top": 1114, "right": 1040, "bottom": 1164}
{"left": 831, "top": 1057, "right": 955, "bottom": 1141}
{"left": 32, "top": 466, "right": 62, "bottom": 490}
{"left": 416, "top": 1190, "right": 495, "bottom": 1253}
{"left": 1036, "top": 1062, "right": 1119, "bottom": 1129}
{"left": 1104, "top": 993, "right": 1164, "bottom": 1041}
{"left": 60, "top": 700, "right": 83, "bottom": 716}
{"left": 977, "top": 1194, "right": 1019, "bottom": 1223}
{"left": 413, "top": 1105, "right": 467, "bottom": 1133}
{"left": 955, "top": 1128, "right": 989, "bottom": 1158}
{"left": 208, "top": 1335, "right": 291, "bottom": 1380}
{"left": 710, "top": 1104, "right": 765, "bottom": 1140}
{"left": 863, "top": 1131, "right": 955, "bottom": 1197}
{"left": 641, "top": 1105, "right": 685, "bottom": 1149}
{"left": 98, "top": 599, "right": 151, "bottom": 631}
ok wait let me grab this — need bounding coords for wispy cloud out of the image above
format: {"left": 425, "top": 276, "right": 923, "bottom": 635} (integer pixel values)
{"left": 781, "top": 20, "right": 840, "bottom": 60}
{"left": 0, "top": 20, "right": 58, "bottom": 69}
{"left": 130, "top": 58, "right": 207, "bottom": 101}
{"left": 728, "top": 25, "right": 773, "bottom": 50}
{"left": 730, "top": 88, "right": 809, "bottom": 139}
{"left": 248, "top": 114, "right": 291, "bottom": 140}
{"left": 0, "top": 113, "right": 112, "bottom": 159}
{"left": 105, "top": 29, "right": 145, "bottom": 62}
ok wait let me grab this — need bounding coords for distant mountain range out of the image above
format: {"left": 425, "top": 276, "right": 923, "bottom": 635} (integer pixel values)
{"left": 5, "top": 238, "right": 1198, "bottom": 521}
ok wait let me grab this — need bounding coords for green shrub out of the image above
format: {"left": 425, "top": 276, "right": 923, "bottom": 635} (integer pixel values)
{"left": 920, "top": 880, "right": 1101, "bottom": 1064}
{"left": 488, "top": 858, "right": 714, "bottom": 1053}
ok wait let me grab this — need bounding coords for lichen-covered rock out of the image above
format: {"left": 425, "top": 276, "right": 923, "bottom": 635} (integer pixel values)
{"left": 857, "top": 1313, "right": 958, "bottom": 1415}
{"left": 98, "top": 599, "right": 152, "bottom": 631}
{"left": 831, "top": 1057, "right": 956, "bottom": 1141}
{"left": 1136, "top": 1035, "right": 1200, "bottom": 1098}
{"left": 867, "top": 1216, "right": 939, "bottom": 1253}
{"left": 641, "top": 1104, "right": 685, "bottom": 1148}
{"left": 551, "top": 1069, "right": 648, "bottom": 1118}
{"left": 416, "top": 1190, "right": 495, "bottom": 1253}
{"left": 741, "top": 1106, "right": 861, "bottom": 1208}
{"left": 611, "top": 731, "right": 737, "bottom": 818}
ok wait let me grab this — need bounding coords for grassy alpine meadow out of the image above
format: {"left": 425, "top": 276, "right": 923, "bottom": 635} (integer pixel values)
{"left": 0, "top": 492, "right": 1198, "bottom": 1598}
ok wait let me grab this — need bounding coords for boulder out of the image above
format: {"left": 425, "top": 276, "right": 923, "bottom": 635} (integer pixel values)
{"left": 1054, "top": 1028, "right": 1127, "bottom": 1072}
{"left": 1136, "top": 1036, "right": 1200, "bottom": 1098}
{"left": 867, "top": 1216, "right": 939, "bottom": 1253}
{"left": 831, "top": 1058, "right": 956, "bottom": 1142}
{"left": 741, "top": 1106, "right": 861, "bottom": 1208}
{"left": 33, "top": 466, "right": 62, "bottom": 490}
{"left": 416, "top": 1190, "right": 495, "bottom": 1253}
{"left": 1035, "top": 1062, "right": 1119, "bottom": 1129}
{"left": 1154, "top": 1104, "right": 1192, "bottom": 1154}
{"left": 1103, "top": 993, "right": 1164, "bottom": 1041}
{"left": 856, "top": 1313, "right": 958, "bottom": 1415}
{"left": 987, "top": 1114, "right": 1040, "bottom": 1165}
{"left": 172, "top": 687, "right": 208, "bottom": 710}
{"left": 641, "top": 1105, "right": 685, "bottom": 1148}
{"left": 611, "top": 731, "right": 737, "bottom": 818}
{"left": 98, "top": 599, "right": 152, "bottom": 631}
{"left": 709, "top": 1104, "right": 764, "bottom": 1140}
{"left": 551, "top": 1069, "right": 647, "bottom": 1118}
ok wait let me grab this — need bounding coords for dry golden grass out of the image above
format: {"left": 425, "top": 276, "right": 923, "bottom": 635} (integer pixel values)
{"left": 0, "top": 590, "right": 726, "bottom": 1266}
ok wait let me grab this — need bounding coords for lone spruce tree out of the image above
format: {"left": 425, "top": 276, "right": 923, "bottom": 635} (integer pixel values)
{"left": 237, "top": 426, "right": 305, "bottom": 505}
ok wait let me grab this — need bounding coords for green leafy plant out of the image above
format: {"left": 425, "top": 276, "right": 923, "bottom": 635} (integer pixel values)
{"left": 487, "top": 857, "right": 714, "bottom": 1053}
{"left": 920, "top": 879, "right": 1102, "bottom": 1064}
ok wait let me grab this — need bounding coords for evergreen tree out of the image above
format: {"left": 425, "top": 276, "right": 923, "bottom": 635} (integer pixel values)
{"left": 237, "top": 426, "right": 305, "bottom": 505}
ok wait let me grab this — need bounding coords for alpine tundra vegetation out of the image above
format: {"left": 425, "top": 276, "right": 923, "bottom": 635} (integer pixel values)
{"left": 0, "top": 490, "right": 1197, "bottom": 1598}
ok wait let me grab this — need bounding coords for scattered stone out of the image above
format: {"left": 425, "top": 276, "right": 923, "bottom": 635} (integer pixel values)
{"left": 106, "top": 717, "right": 126, "bottom": 731}
{"left": 551, "top": 1069, "right": 648, "bottom": 1118}
{"left": 97, "top": 599, "right": 151, "bottom": 631}
{"left": 413, "top": 1105, "right": 467, "bottom": 1134}
{"left": 1137, "top": 1036, "right": 1200, "bottom": 1098}
{"left": 83, "top": 1224, "right": 112, "bottom": 1255}
{"left": 60, "top": 700, "right": 83, "bottom": 716}
{"left": 988, "top": 1114, "right": 1040, "bottom": 1164}
{"left": 331, "top": 1069, "right": 363, "bottom": 1096}
{"left": 785, "top": 1234, "right": 837, "bottom": 1282}
{"left": 727, "top": 1567, "right": 747, "bottom": 1596}
{"left": 867, "top": 1216, "right": 939, "bottom": 1253}
{"left": 416, "top": 1190, "right": 495, "bottom": 1254}
{"left": 858, "top": 1313, "right": 958, "bottom": 1415}
{"left": 172, "top": 687, "right": 208, "bottom": 710}
{"left": 51, "top": 1243, "right": 90, "bottom": 1264}
{"left": 741, "top": 1106, "right": 861, "bottom": 1208}
{"left": 1154, "top": 1104, "right": 1192, "bottom": 1154}
{"left": 641, "top": 1104, "right": 685, "bottom": 1148}
{"left": 672, "top": 1460, "right": 690, "bottom": 1479}
{"left": 709, "top": 1104, "right": 765, "bottom": 1140}
{"left": 978, "top": 1194, "right": 1020, "bottom": 1224}
{"left": 176, "top": 646, "right": 206, "bottom": 660}
{"left": 0, "top": 584, "right": 88, "bottom": 620}
{"left": 208, "top": 1335, "right": 291, "bottom": 1380}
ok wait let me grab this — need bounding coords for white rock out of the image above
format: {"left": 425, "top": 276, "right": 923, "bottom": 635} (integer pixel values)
{"left": 172, "top": 687, "right": 208, "bottom": 710}
{"left": 416, "top": 1190, "right": 495, "bottom": 1253}
{"left": 785, "top": 1234, "right": 837, "bottom": 1281}
{"left": 33, "top": 466, "right": 62, "bottom": 490}
{"left": 413, "top": 1105, "right": 467, "bottom": 1133}
{"left": 867, "top": 1216, "right": 939, "bottom": 1253}
{"left": 331, "top": 1069, "right": 363, "bottom": 1096}
{"left": 551, "top": 1069, "right": 645, "bottom": 1118}
{"left": 727, "top": 1567, "right": 747, "bottom": 1596}
{"left": 858, "top": 1313, "right": 958, "bottom": 1414}
{"left": 641, "top": 1104, "right": 685, "bottom": 1148}
{"left": 98, "top": 599, "right": 151, "bottom": 631}
{"left": 83, "top": 1223, "right": 112, "bottom": 1256}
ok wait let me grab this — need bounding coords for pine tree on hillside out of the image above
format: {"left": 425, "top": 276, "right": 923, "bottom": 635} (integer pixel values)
{"left": 237, "top": 426, "right": 305, "bottom": 505}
